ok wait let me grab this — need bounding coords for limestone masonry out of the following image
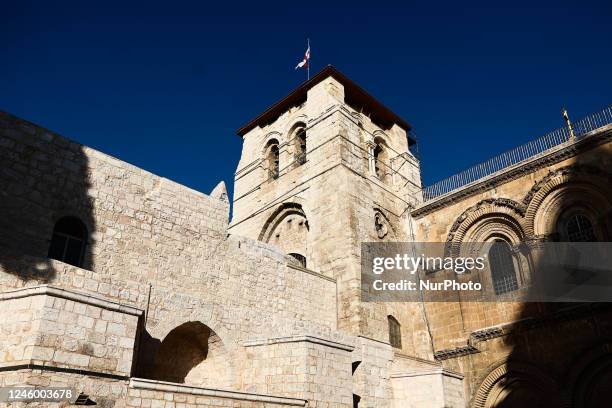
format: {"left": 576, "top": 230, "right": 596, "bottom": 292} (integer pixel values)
{"left": 1, "top": 65, "right": 612, "bottom": 407}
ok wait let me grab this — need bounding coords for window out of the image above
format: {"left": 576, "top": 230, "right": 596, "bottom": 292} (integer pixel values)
{"left": 295, "top": 128, "right": 306, "bottom": 165}
{"left": 372, "top": 137, "right": 389, "bottom": 183}
{"left": 373, "top": 143, "right": 384, "bottom": 179}
{"left": 565, "top": 214, "right": 595, "bottom": 242}
{"left": 388, "top": 315, "right": 402, "bottom": 348}
{"left": 48, "top": 216, "right": 87, "bottom": 267}
{"left": 489, "top": 240, "right": 519, "bottom": 295}
{"left": 288, "top": 253, "right": 307, "bottom": 268}
{"left": 265, "top": 139, "right": 280, "bottom": 180}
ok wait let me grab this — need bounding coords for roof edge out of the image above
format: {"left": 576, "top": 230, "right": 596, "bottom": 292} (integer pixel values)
{"left": 236, "top": 65, "right": 414, "bottom": 144}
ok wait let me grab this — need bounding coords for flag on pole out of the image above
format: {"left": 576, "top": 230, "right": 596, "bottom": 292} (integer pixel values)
{"left": 295, "top": 41, "right": 310, "bottom": 71}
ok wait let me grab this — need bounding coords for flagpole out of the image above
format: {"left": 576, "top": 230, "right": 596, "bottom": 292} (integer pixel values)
{"left": 307, "top": 38, "right": 310, "bottom": 80}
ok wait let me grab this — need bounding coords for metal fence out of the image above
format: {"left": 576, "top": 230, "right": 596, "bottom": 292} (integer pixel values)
{"left": 421, "top": 105, "right": 612, "bottom": 201}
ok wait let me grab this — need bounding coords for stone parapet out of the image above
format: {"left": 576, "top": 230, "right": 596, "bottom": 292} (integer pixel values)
{"left": 0, "top": 285, "right": 141, "bottom": 377}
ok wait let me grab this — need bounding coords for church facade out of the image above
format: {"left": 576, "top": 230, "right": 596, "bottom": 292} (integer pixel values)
{"left": 1, "top": 66, "right": 611, "bottom": 407}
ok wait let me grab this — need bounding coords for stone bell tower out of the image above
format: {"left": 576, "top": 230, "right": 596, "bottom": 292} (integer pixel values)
{"left": 229, "top": 65, "right": 422, "bottom": 340}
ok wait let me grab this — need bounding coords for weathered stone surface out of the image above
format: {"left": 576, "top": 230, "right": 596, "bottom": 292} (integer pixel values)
{"left": 1, "top": 68, "right": 611, "bottom": 407}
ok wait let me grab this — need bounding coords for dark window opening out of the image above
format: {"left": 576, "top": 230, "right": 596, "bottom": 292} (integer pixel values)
{"left": 48, "top": 216, "right": 87, "bottom": 268}
{"left": 374, "top": 143, "right": 383, "bottom": 178}
{"left": 565, "top": 214, "right": 595, "bottom": 242}
{"left": 288, "top": 253, "right": 307, "bottom": 268}
{"left": 295, "top": 128, "right": 306, "bottom": 165}
{"left": 489, "top": 240, "right": 519, "bottom": 295}
{"left": 266, "top": 141, "right": 280, "bottom": 180}
{"left": 353, "top": 394, "right": 361, "bottom": 408}
{"left": 388, "top": 315, "right": 402, "bottom": 348}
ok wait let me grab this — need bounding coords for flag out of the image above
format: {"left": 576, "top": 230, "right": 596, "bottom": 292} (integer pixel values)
{"left": 295, "top": 43, "right": 310, "bottom": 70}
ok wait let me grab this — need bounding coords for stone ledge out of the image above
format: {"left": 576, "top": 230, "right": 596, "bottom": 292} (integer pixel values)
{"left": 129, "top": 378, "right": 307, "bottom": 406}
{"left": 287, "top": 264, "right": 336, "bottom": 282}
{"left": 0, "top": 285, "right": 143, "bottom": 316}
{"left": 0, "top": 362, "right": 129, "bottom": 380}
{"left": 242, "top": 335, "right": 355, "bottom": 352}
{"left": 393, "top": 352, "right": 441, "bottom": 368}
{"left": 391, "top": 367, "right": 464, "bottom": 380}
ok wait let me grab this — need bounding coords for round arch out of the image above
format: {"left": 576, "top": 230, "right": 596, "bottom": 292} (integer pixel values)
{"left": 471, "top": 361, "right": 568, "bottom": 408}
{"left": 523, "top": 165, "right": 612, "bottom": 238}
{"left": 445, "top": 199, "right": 526, "bottom": 257}
{"left": 566, "top": 342, "right": 612, "bottom": 408}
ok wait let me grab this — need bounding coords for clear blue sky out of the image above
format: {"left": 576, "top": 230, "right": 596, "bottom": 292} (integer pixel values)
{"left": 2, "top": 1, "right": 611, "bottom": 200}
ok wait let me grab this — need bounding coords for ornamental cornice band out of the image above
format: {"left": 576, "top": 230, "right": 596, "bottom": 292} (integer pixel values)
{"left": 434, "top": 345, "right": 480, "bottom": 361}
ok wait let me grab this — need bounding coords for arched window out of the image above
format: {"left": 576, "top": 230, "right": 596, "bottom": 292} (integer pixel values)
{"left": 565, "top": 213, "right": 595, "bottom": 242}
{"left": 373, "top": 143, "right": 384, "bottom": 179}
{"left": 295, "top": 127, "right": 307, "bottom": 165}
{"left": 387, "top": 315, "right": 402, "bottom": 348}
{"left": 489, "top": 239, "right": 519, "bottom": 295}
{"left": 264, "top": 139, "right": 280, "bottom": 180}
{"left": 48, "top": 216, "right": 87, "bottom": 267}
{"left": 372, "top": 137, "right": 389, "bottom": 183}
{"left": 288, "top": 253, "right": 307, "bottom": 268}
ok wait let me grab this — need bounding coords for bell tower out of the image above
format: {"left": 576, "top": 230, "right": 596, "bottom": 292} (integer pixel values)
{"left": 229, "top": 65, "right": 422, "bottom": 338}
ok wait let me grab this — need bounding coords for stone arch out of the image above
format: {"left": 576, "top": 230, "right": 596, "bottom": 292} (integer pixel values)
{"left": 262, "top": 138, "right": 280, "bottom": 180}
{"left": 149, "top": 321, "right": 236, "bottom": 388}
{"left": 372, "top": 129, "right": 389, "bottom": 142}
{"left": 445, "top": 198, "right": 526, "bottom": 257}
{"left": 566, "top": 342, "right": 612, "bottom": 408}
{"left": 471, "top": 361, "right": 568, "bottom": 408}
{"left": 283, "top": 114, "right": 308, "bottom": 137}
{"left": 523, "top": 165, "right": 612, "bottom": 238}
{"left": 373, "top": 135, "right": 391, "bottom": 183}
{"left": 287, "top": 121, "right": 307, "bottom": 165}
{"left": 259, "top": 202, "right": 309, "bottom": 265}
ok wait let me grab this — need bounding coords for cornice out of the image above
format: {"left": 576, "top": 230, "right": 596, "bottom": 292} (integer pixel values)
{"left": 412, "top": 128, "right": 612, "bottom": 218}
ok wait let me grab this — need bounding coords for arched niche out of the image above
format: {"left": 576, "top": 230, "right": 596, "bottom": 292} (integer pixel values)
{"left": 149, "top": 321, "right": 235, "bottom": 388}
{"left": 259, "top": 203, "right": 309, "bottom": 267}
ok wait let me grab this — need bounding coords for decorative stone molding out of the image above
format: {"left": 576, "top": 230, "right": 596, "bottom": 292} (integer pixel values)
{"left": 470, "top": 327, "right": 505, "bottom": 343}
{"left": 129, "top": 378, "right": 307, "bottom": 406}
{"left": 468, "top": 303, "right": 612, "bottom": 347}
{"left": 444, "top": 198, "right": 526, "bottom": 256}
{"left": 434, "top": 345, "right": 480, "bottom": 361}
{"left": 522, "top": 164, "right": 612, "bottom": 236}
{"left": 471, "top": 361, "right": 569, "bottom": 408}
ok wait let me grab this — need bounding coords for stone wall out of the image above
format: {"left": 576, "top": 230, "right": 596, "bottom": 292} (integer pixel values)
{"left": 410, "top": 126, "right": 612, "bottom": 404}
{"left": 241, "top": 335, "right": 354, "bottom": 406}
{"left": 229, "top": 76, "right": 426, "bottom": 352}
{"left": 0, "top": 285, "right": 141, "bottom": 377}
{"left": 0, "top": 111, "right": 345, "bottom": 406}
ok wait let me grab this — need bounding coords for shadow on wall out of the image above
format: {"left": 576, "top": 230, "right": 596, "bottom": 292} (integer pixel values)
{"left": 0, "top": 112, "right": 96, "bottom": 282}
{"left": 135, "top": 322, "right": 235, "bottom": 389}
{"left": 474, "top": 136, "right": 612, "bottom": 408}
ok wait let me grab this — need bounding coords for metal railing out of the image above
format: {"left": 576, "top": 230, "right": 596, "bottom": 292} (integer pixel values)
{"left": 421, "top": 105, "right": 612, "bottom": 201}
